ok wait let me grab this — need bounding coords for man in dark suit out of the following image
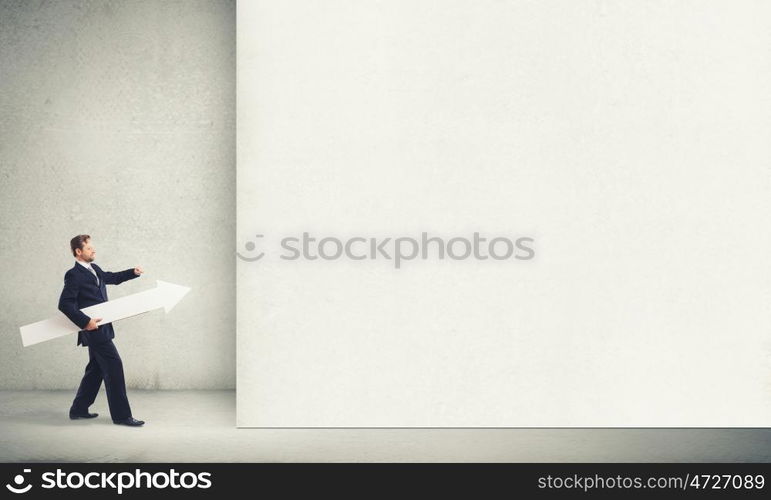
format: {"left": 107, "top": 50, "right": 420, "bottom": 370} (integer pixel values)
{"left": 58, "top": 234, "right": 146, "bottom": 427}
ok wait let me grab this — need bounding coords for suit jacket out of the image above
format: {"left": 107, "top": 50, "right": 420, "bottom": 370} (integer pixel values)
{"left": 58, "top": 262, "right": 140, "bottom": 346}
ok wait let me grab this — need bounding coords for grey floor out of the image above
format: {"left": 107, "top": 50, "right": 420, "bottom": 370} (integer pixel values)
{"left": 0, "top": 390, "right": 769, "bottom": 462}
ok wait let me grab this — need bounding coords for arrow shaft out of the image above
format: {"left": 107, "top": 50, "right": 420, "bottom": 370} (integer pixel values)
{"left": 80, "top": 288, "right": 162, "bottom": 325}
{"left": 19, "top": 280, "right": 189, "bottom": 347}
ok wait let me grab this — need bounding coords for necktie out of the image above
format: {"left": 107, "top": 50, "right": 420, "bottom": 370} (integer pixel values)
{"left": 87, "top": 265, "right": 99, "bottom": 285}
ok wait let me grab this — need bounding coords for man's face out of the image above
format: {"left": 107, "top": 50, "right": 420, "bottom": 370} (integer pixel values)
{"left": 76, "top": 239, "right": 96, "bottom": 262}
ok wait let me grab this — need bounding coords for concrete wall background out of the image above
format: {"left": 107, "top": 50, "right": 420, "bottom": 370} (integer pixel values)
{"left": 0, "top": 0, "right": 235, "bottom": 389}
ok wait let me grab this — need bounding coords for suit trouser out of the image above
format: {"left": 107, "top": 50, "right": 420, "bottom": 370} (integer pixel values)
{"left": 71, "top": 339, "right": 132, "bottom": 421}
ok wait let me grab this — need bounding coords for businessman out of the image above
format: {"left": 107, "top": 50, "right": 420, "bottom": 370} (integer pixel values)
{"left": 58, "top": 234, "right": 145, "bottom": 427}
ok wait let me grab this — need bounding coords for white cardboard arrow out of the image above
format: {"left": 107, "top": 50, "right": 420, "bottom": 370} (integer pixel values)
{"left": 20, "top": 280, "right": 191, "bottom": 347}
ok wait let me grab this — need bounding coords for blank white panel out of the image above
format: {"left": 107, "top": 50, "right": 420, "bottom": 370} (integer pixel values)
{"left": 237, "top": 0, "right": 771, "bottom": 426}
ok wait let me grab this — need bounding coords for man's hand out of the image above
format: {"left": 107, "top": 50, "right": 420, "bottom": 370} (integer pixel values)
{"left": 134, "top": 266, "right": 144, "bottom": 276}
{"left": 85, "top": 318, "right": 102, "bottom": 331}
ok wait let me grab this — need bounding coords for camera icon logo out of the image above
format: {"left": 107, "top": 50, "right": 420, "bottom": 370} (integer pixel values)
{"left": 5, "top": 469, "right": 32, "bottom": 494}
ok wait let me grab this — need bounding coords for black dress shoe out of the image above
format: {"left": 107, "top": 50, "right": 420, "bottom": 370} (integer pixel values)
{"left": 113, "top": 417, "right": 145, "bottom": 426}
{"left": 69, "top": 412, "right": 99, "bottom": 420}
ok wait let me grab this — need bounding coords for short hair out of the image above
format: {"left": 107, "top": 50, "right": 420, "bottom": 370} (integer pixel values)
{"left": 70, "top": 234, "right": 91, "bottom": 257}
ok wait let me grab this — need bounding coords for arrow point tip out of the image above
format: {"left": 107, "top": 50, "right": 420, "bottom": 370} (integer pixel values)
{"left": 156, "top": 280, "right": 192, "bottom": 313}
